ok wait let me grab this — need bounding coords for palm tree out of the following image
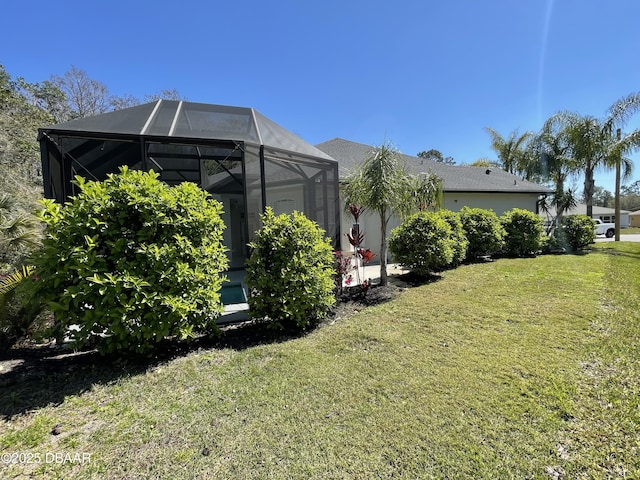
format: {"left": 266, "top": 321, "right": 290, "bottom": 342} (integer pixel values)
{"left": 485, "top": 128, "right": 534, "bottom": 178}
{"left": 604, "top": 92, "right": 640, "bottom": 240}
{"left": 398, "top": 172, "right": 444, "bottom": 218}
{"left": 342, "top": 141, "right": 411, "bottom": 286}
{"left": 531, "top": 113, "right": 580, "bottom": 226}
{"left": 0, "top": 194, "right": 40, "bottom": 264}
{"left": 562, "top": 111, "right": 634, "bottom": 219}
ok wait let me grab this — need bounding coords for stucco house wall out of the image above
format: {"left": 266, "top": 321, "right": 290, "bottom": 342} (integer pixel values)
{"left": 443, "top": 192, "right": 540, "bottom": 215}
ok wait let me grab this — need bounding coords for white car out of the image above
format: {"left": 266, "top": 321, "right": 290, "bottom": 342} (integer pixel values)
{"left": 594, "top": 219, "right": 615, "bottom": 238}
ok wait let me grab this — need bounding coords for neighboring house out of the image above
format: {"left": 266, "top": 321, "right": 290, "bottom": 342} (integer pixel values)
{"left": 315, "top": 138, "right": 552, "bottom": 258}
{"left": 543, "top": 204, "right": 631, "bottom": 229}
{"left": 630, "top": 211, "right": 640, "bottom": 228}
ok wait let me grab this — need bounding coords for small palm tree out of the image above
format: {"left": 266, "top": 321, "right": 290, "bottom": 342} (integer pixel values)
{"left": 0, "top": 194, "right": 40, "bottom": 264}
{"left": 342, "top": 141, "right": 411, "bottom": 286}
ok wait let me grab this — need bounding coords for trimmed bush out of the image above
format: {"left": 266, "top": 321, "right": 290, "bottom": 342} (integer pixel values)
{"left": 32, "top": 167, "right": 228, "bottom": 354}
{"left": 500, "top": 208, "right": 544, "bottom": 257}
{"left": 389, "top": 211, "right": 456, "bottom": 276}
{"left": 246, "top": 207, "right": 335, "bottom": 330}
{"left": 459, "top": 207, "right": 505, "bottom": 260}
{"left": 436, "top": 210, "right": 468, "bottom": 267}
{"left": 557, "top": 215, "right": 596, "bottom": 252}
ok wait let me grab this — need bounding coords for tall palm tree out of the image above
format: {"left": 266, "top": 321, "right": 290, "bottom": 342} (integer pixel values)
{"left": 563, "top": 111, "right": 634, "bottom": 218}
{"left": 342, "top": 141, "right": 411, "bottom": 286}
{"left": 485, "top": 128, "right": 534, "bottom": 178}
{"left": 531, "top": 113, "right": 580, "bottom": 225}
{"left": 604, "top": 92, "right": 640, "bottom": 240}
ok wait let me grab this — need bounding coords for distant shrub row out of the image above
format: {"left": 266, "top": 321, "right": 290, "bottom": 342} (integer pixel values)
{"left": 389, "top": 207, "right": 594, "bottom": 277}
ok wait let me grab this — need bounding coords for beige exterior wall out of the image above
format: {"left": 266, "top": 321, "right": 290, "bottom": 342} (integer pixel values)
{"left": 339, "top": 191, "right": 542, "bottom": 261}
{"left": 443, "top": 192, "right": 540, "bottom": 216}
{"left": 630, "top": 213, "right": 640, "bottom": 228}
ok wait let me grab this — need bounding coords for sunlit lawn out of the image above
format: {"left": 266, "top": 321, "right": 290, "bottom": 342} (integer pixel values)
{"left": 1, "top": 243, "right": 639, "bottom": 479}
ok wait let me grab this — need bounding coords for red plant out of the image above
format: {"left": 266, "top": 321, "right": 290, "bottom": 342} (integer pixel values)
{"left": 357, "top": 248, "right": 376, "bottom": 264}
{"left": 348, "top": 204, "right": 365, "bottom": 222}
{"left": 346, "top": 226, "right": 365, "bottom": 247}
{"left": 333, "top": 250, "right": 354, "bottom": 294}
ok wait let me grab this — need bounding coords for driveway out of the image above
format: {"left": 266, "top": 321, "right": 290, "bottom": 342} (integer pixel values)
{"left": 595, "top": 234, "right": 640, "bottom": 242}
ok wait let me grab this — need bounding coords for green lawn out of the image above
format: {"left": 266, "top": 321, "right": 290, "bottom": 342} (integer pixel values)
{"left": 1, "top": 243, "right": 639, "bottom": 479}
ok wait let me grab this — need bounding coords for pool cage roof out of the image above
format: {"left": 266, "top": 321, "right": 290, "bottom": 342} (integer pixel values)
{"left": 40, "top": 100, "right": 335, "bottom": 160}
{"left": 38, "top": 100, "right": 338, "bottom": 201}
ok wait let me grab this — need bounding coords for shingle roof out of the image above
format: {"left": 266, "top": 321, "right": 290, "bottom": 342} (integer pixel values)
{"left": 316, "top": 138, "right": 552, "bottom": 194}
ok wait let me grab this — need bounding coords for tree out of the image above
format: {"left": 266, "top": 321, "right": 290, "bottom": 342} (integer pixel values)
{"left": 0, "top": 64, "right": 56, "bottom": 185}
{"left": 342, "top": 141, "right": 411, "bottom": 286}
{"left": 562, "top": 111, "right": 633, "bottom": 218}
{"left": 604, "top": 92, "right": 640, "bottom": 240}
{"left": 620, "top": 180, "right": 640, "bottom": 211}
{"left": 398, "top": 172, "right": 443, "bottom": 217}
{"left": 587, "top": 186, "right": 614, "bottom": 207}
{"left": 531, "top": 113, "right": 580, "bottom": 226}
{"left": 485, "top": 127, "right": 534, "bottom": 178}
{"left": 467, "top": 158, "right": 501, "bottom": 168}
{"left": 621, "top": 180, "right": 640, "bottom": 196}
{"left": 50, "top": 66, "right": 186, "bottom": 120}
{"left": 417, "top": 149, "right": 455, "bottom": 164}
{"left": 51, "top": 65, "right": 112, "bottom": 119}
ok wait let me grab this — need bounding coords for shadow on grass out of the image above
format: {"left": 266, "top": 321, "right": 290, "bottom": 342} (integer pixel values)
{"left": 0, "top": 272, "right": 424, "bottom": 420}
{"left": 0, "top": 323, "right": 308, "bottom": 420}
{"left": 591, "top": 243, "right": 640, "bottom": 262}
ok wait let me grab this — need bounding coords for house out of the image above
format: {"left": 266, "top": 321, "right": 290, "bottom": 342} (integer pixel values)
{"left": 38, "top": 100, "right": 341, "bottom": 270}
{"left": 631, "top": 210, "right": 640, "bottom": 228}
{"left": 315, "top": 138, "right": 552, "bottom": 258}
{"left": 544, "top": 204, "right": 631, "bottom": 229}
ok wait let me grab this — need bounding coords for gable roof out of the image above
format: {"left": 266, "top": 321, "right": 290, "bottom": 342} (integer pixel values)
{"left": 315, "top": 138, "right": 552, "bottom": 194}
{"left": 41, "top": 100, "right": 335, "bottom": 162}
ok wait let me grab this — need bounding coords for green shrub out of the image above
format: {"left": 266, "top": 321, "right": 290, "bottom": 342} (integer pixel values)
{"left": 459, "top": 207, "right": 505, "bottom": 260}
{"left": 389, "top": 211, "right": 456, "bottom": 276}
{"left": 540, "top": 233, "right": 563, "bottom": 254}
{"left": 557, "top": 215, "right": 595, "bottom": 252}
{"left": 246, "top": 207, "right": 335, "bottom": 330}
{"left": 500, "top": 208, "right": 544, "bottom": 257}
{"left": 436, "top": 210, "right": 468, "bottom": 267}
{"left": 31, "top": 167, "right": 228, "bottom": 354}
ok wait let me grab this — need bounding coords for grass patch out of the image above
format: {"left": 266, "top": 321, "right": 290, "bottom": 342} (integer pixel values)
{"left": 1, "top": 244, "right": 639, "bottom": 478}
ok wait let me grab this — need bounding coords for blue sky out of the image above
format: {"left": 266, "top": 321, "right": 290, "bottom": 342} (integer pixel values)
{"left": 2, "top": 0, "right": 639, "bottom": 193}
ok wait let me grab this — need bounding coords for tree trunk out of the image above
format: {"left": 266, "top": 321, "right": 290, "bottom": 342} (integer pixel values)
{"left": 615, "top": 128, "right": 621, "bottom": 242}
{"left": 379, "top": 215, "right": 388, "bottom": 286}
{"left": 584, "top": 167, "right": 595, "bottom": 218}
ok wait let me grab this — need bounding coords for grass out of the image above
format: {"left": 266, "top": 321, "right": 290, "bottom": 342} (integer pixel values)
{"left": 621, "top": 227, "right": 640, "bottom": 234}
{"left": 1, "top": 243, "right": 639, "bottom": 479}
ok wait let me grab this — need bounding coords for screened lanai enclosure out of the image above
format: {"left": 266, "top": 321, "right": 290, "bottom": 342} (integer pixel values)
{"left": 39, "top": 100, "right": 340, "bottom": 269}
